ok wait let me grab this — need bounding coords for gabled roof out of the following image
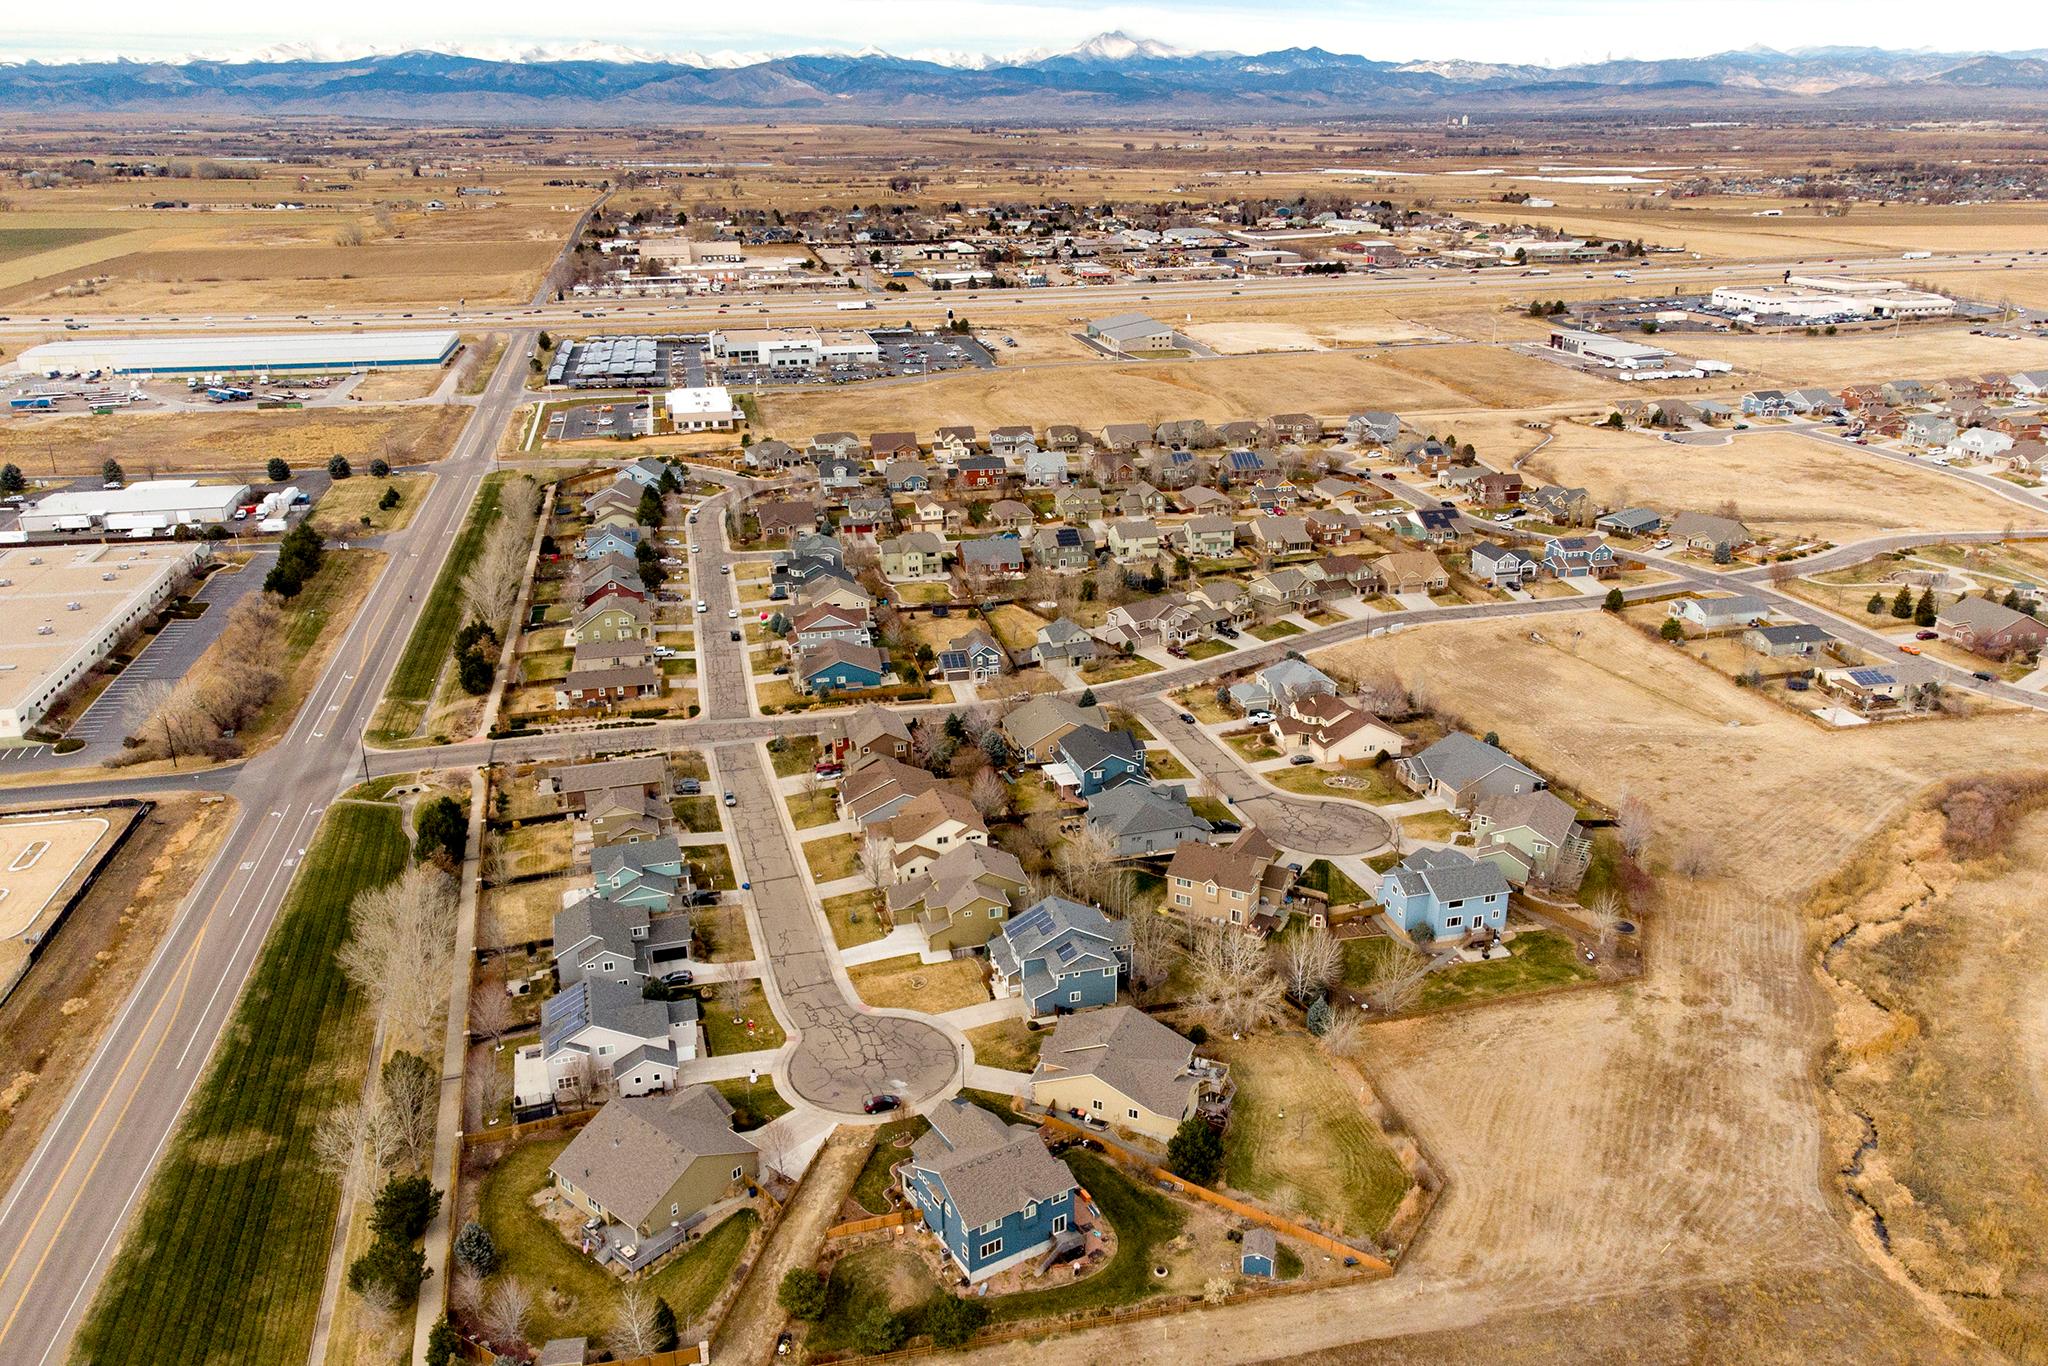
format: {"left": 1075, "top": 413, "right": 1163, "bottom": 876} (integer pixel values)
{"left": 908, "top": 1100, "right": 1076, "bottom": 1229}
{"left": 1384, "top": 845, "right": 1509, "bottom": 905}
{"left": 1032, "top": 1006, "right": 1198, "bottom": 1119}
{"left": 1004, "top": 695, "right": 1104, "bottom": 748}
{"left": 1406, "top": 734, "right": 1538, "bottom": 793}
{"left": 551, "top": 1086, "right": 755, "bottom": 1230}
{"left": 554, "top": 755, "right": 667, "bottom": 798}
{"left": 1085, "top": 783, "right": 1211, "bottom": 840}
{"left": 1473, "top": 789, "right": 1580, "bottom": 848}
{"left": 1055, "top": 725, "right": 1144, "bottom": 774}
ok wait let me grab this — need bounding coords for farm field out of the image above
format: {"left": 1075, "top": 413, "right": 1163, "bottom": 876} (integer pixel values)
{"left": 0, "top": 406, "right": 467, "bottom": 479}
{"left": 72, "top": 802, "right": 408, "bottom": 1366}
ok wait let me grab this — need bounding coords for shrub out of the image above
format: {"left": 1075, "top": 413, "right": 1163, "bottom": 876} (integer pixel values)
{"left": 0, "top": 463, "right": 22, "bottom": 494}
{"left": 1306, "top": 996, "right": 1334, "bottom": 1035}
{"left": 923, "top": 1293, "right": 989, "bottom": 1348}
{"left": 369, "top": 457, "right": 391, "bottom": 478}
{"left": 653, "top": 1297, "right": 679, "bottom": 1351}
{"left": 1603, "top": 587, "right": 1624, "bottom": 612}
{"left": 1658, "top": 618, "right": 1684, "bottom": 642}
{"left": 453, "top": 1220, "right": 497, "bottom": 1277}
{"left": 1866, "top": 592, "right": 1885, "bottom": 615}
{"left": 1186, "top": 1023, "right": 1208, "bottom": 1046}
{"left": 379, "top": 486, "right": 401, "bottom": 511}
{"left": 264, "top": 522, "right": 326, "bottom": 598}
{"left": 851, "top": 1302, "right": 905, "bottom": 1354}
{"left": 425, "top": 1319, "right": 459, "bottom": 1366}
{"left": 328, "top": 455, "right": 352, "bottom": 479}
{"left": 1166, "top": 1116, "right": 1224, "bottom": 1186}
{"left": 103, "top": 458, "right": 124, "bottom": 485}
{"left": 777, "top": 1267, "right": 827, "bottom": 1320}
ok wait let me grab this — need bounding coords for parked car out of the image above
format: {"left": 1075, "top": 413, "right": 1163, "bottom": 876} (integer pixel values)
{"left": 1178, "top": 712, "right": 1197, "bottom": 724}
{"left": 678, "top": 778, "right": 701, "bottom": 795}
{"left": 659, "top": 969, "right": 695, "bottom": 987}
{"left": 1914, "top": 629, "right": 1937, "bottom": 640}
{"left": 695, "top": 600, "right": 708, "bottom": 613}
{"left": 723, "top": 790, "right": 738, "bottom": 807}
{"left": 1245, "top": 710, "right": 1274, "bottom": 724}
{"left": 729, "top": 630, "right": 741, "bottom": 642}
{"left": 1897, "top": 643, "right": 1922, "bottom": 655}
{"left": 1972, "top": 670, "right": 1995, "bottom": 681}
{"left": 1288, "top": 753, "right": 1314, "bottom": 766}
{"left": 863, "top": 1094, "right": 902, "bottom": 1114}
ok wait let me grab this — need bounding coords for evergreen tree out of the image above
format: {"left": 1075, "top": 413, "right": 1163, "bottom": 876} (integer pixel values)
{"left": 453, "top": 1221, "right": 497, "bottom": 1278}
{"left": 1913, "top": 588, "right": 1936, "bottom": 627}
{"left": 414, "top": 796, "right": 467, "bottom": 865}
{"left": 0, "top": 463, "right": 22, "bottom": 495}
{"left": 327, "top": 455, "right": 352, "bottom": 479}
{"left": 1891, "top": 585, "right": 1914, "bottom": 619}
{"left": 1166, "top": 1116, "right": 1224, "bottom": 1185}
{"left": 1866, "top": 592, "right": 1885, "bottom": 615}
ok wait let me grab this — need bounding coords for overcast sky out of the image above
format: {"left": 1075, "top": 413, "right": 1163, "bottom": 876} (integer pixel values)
{"left": 6, "top": 0, "right": 2045, "bottom": 67}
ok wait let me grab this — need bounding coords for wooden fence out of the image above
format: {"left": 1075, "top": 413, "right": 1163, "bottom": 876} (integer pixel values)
{"left": 460, "top": 1103, "right": 597, "bottom": 1149}
{"left": 826, "top": 1209, "right": 913, "bottom": 1239}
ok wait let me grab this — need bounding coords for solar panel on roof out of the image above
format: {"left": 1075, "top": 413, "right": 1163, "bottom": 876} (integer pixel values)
{"left": 1054, "top": 942, "right": 1078, "bottom": 963}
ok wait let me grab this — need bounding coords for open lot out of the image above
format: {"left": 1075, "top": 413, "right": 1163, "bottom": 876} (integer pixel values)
{"left": 0, "top": 406, "right": 467, "bottom": 478}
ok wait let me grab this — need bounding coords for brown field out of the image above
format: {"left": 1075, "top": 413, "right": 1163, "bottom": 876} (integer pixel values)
{"left": 1518, "top": 424, "right": 2028, "bottom": 542}
{"left": 0, "top": 406, "right": 468, "bottom": 478}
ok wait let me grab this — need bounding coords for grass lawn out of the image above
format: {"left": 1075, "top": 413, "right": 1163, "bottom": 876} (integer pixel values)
{"left": 693, "top": 899, "right": 753, "bottom": 963}
{"left": 711, "top": 1076, "right": 793, "bottom": 1130}
{"left": 687, "top": 843, "right": 737, "bottom": 891}
{"left": 371, "top": 473, "right": 509, "bottom": 741}
{"left": 1261, "top": 760, "right": 1408, "bottom": 805}
{"left": 802, "top": 832, "right": 863, "bottom": 883}
{"left": 1298, "top": 858, "right": 1367, "bottom": 906}
{"left": 492, "top": 820, "right": 572, "bottom": 880}
{"left": 785, "top": 789, "right": 839, "bottom": 830}
{"left": 1210, "top": 1033, "right": 1409, "bottom": 1240}
{"left": 1188, "top": 795, "right": 1233, "bottom": 825}
{"left": 307, "top": 473, "right": 432, "bottom": 538}
{"left": 847, "top": 955, "right": 990, "bottom": 1013}
{"left": 1339, "top": 934, "right": 1424, "bottom": 993}
{"left": 1171, "top": 686, "right": 1234, "bottom": 724}
{"left": 984, "top": 1152, "right": 1184, "bottom": 1325}
{"left": 476, "top": 1137, "right": 758, "bottom": 1342}
{"left": 1576, "top": 827, "right": 1625, "bottom": 910}
{"left": 1079, "top": 655, "right": 1162, "bottom": 685}
{"left": 1184, "top": 638, "right": 1235, "bottom": 660}
{"left": 807, "top": 1245, "right": 947, "bottom": 1353}
{"left": 1250, "top": 619, "right": 1305, "bottom": 641}
{"left": 893, "top": 580, "right": 954, "bottom": 605}
{"left": 769, "top": 735, "right": 820, "bottom": 776}
{"left": 1417, "top": 929, "right": 1595, "bottom": 1010}
{"left": 965, "top": 1018, "right": 1044, "bottom": 1071}
{"left": 822, "top": 889, "right": 886, "bottom": 949}
{"left": 696, "top": 980, "right": 786, "bottom": 1053}
{"left": 1146, "top": 749, "right": 1192, "bottom": 780}
{"left": 672, "top": 795, "right": 724, "bottom": 833}
{"left": 1401, "top": 810, "right": 1466, "bottom": 842}
{"left": 1226, "top": 730, "right": 1282, "bottom": 763}
{"left": 850, "top": 1115, "right": 930, "bottom": 1215}
{"left": 73, "top": 803, "right": 409, "bottom": 1366}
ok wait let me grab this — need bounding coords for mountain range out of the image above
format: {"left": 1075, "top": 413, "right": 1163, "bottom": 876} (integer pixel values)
{"left": 3, "top": 34, "right": 2047, "bottom": 120}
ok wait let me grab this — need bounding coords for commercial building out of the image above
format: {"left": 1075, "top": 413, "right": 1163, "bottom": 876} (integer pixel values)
{"left": 664, "top": 385, "right": 739, "bottom": 431}
{"left": 18, "top": 479, "right": 249, "bottom": 535}
{"left": 0, "top": 542, "right": 207, "bottom": 737}
{"left": 15, "top": 330, "right": 458, "bottom": 377}
{"left": 706, "top": 328, "right": 880, "bottom": 370}
{"left": 1709, "top": 277, "right": 1954, "bottom": 323}
{"left": 1086, "top": 313, "right": 1175, "bottom": 354}
{"left": 1545, "top": 327, "right": 1675, "bottom": 370}
{"left": 548, "top": 335, "right": 666, "bottom": 387}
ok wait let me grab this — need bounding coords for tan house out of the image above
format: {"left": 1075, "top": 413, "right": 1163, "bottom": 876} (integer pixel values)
{"left": 886, "top": 843, "right": 1028, "bottom": 952}
{"left": 1372, "top": 550, "right": 1448, "bottom": 595}
{"left": 1267, "top": 693, "right": 1405, "bottom": 765}
{"left": 550, "top": 756, "right": 670, "bottom": 814}
{"left": 1001, "top": 695, "right": 1107, "bottom": 764}
{"left": 1028, "top": 1006, "right": 1229, "bottom": 1143}
{"left": 550, "top": 1086, "right": 758, "bottom": 1266}
{"left": 879, "top": 787, "right": 989, "bottom": 880}
{"left": 1163, "top": 828, "right": 1294, "bottom": 931}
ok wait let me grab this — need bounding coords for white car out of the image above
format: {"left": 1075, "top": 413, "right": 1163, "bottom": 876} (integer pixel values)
{"left": 720, "top": 565, "right": 731, "bottom": 574}
{"left": 695, "top": 601, "right": 708, "bottom": 613}
{"left": 1245, "top": 710, "right": 1275, "bottom": 724}
{"left": 1652, "top": 538, "right": 1673, "bottom": 551}
{"left": 727, "top": 608, "right": 739, "bottom": 619}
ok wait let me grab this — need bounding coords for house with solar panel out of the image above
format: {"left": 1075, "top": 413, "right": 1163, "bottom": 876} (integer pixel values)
{"left": 1820, "top": 665, "right": 1908, "bottom": 710}
{"left": 902, "top": 1099, "right": 1081, "bottom": 1282}
{"left": 539, "top": 976, "right": 701, "bottom": 1101}
{"left": 1029, "top": 524, "right": 1094, "bottom": 572}
{"left": 1217, "top": 448, "right": 1270, "bottom": 486}
{"left": 989, "top": 896, "right": 1134, "bottom": 1016}
{"left": 938, "top": 628, "right": 1006, "bottom": 683}
{"left": 1376, "top": 846, "right": 1511, "bottom": 942}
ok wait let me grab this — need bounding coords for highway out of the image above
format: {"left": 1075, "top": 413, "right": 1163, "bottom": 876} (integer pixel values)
{"left": 0, "top": 328, "right": 535, "bottom": 1366}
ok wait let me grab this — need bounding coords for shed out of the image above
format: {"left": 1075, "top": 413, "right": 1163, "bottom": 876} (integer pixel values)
{"left": 1240, "top": 1227, "right": 1278, "bottom": 1278}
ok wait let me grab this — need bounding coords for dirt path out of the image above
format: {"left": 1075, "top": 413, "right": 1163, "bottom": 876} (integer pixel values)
{"left": 713, "top": 1125, "right": 871, "bottom": 1366}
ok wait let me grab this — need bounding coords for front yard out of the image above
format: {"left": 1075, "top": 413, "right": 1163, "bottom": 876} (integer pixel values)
{"left": 847, "top": 955, "right": 991, "bottom": 1013}
{"left": 822, "top": 889, "right": 887, "bottom": 949}
{"left": 1079, "top": 654, "right": 1163, "bottom": 685}
{"left": 965, "top": 1018, "right": 1045, "bottom": 1071}
{"left": 769, "top": 735, "right": 820, "bottom": 776}
{"left": 1261, "top": 759, "right": 1408, "bottom": 805}
{"left": 802, "top": 832, "right": 863, "bottom": 883}
{"left": 696, "top": 979, "right": 786, "bottom": 1053}
{"left": 786, "top": 789, "right": 840, "bottom": 829}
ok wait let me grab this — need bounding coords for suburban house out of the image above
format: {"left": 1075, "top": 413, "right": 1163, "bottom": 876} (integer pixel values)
{"left": 1822, "top": 665, "right": 1907, "bottom": 709}
{"left": 1948, "top": 428, "right": 2014, "bottom": 462}
{"left": 1470, "top": 789, "right": 1592, "bottom": 888}
{"left": 1374, "top": 550, "right": 1449, "bottom": 595}
{"left": 1745, "top": 623, "right": 1834, "bottom": 658}
{"left": 1045, "top": 424, "right": 1087, "bottom": 451}
{"left": 956, "top": 455, "right": 1007, "bottom": 489}
{"left": 1164, "top": 827, "right": 1294, "bottom": 932}
{"left": 1377, "top": 846, "right": 1511, "bottom": 942}
{"left": 1248, "top": 566, "right": 1321, "bottom": 611}
{"left": 1668, "top": 511, "right": 1752, "bottom": 555}
{"left": 1347, "top": 410, "right": 1401, "bottom": 446}
{"left": 552, "top": 896, "right": 694, "bottom": 990}
{"left": 1270, "top": 412, "right": 1321, "bottom": 444}
{"left": 959, "top": 537, "right": 1027, "bottom": 579}
{"left": 1029, "top": 524, "right": 1095, "bottom": 572}
{"left": 1741, "top": 389, "right": 1794, "bottom": 417}
{"left": 908, "top": 497, "right": 963, "bottom": 535}
{"left": 554, "top": 657, "right": 662, "bottom": 712}
{"left": 989, "top": 896, "right": 1133, "bottom": 1016}
{"left": 1023, "top": 447, "right": 1069, "bottom": 487}
{"left": 1904, "top": 413, "right": 1960, "bottom": 450}
{"left": 880, "top": 531, "right": 949, "bottom": 580}
{"left": 838, "top": 756, "right": 940, "bottom": 826}
{"left": 884, "top": 459, "right": 936, "bottom": 492}
{"left": 1084, "top": 783, "right": 1213, "bottom": 858}
{"left": 756, "top": 499, "right": 822, "bottom": 539}
{"left": 932, "top": 426, "right": 977, "bottom": 461}
{"left": 1227, "top": 658, "right": 1335, "bottom": 715}
{"left": 1305, "top": 509, "right": 1366, "bottom": 545}
{"left": 568, "top": 596, "right": 653, "bottom": 646}
{"left": 1595, "top": 507, "right": 1663, "bottom": 538}
{"left": 1054, "top": 487, "right": 1105, "bottom": 523}
{"left": 1119, "top": 483, "right": 1167, "bottom": 518}
{"left": 990, "top": 425, "right": 1037, "bottom": 459}
{"left": 1173, "top": 514, "right": 1239, "bottom": 562}
{"left": 537, "top": 975, "right": 701, "bottom": 1101}
{"left": 1251, "top": 515, "right": 1313, "bottom": 557}
{"left": 1470, "top": 541, "right": 1540, "bottom": 588}
{"left": 1031, "top": 617, "right": 1098, "bottom": 668}
{"left": 1543, "top": 535, "right": 1617, "bottom": 579}
{"left": 789, "top": 602, "right": 874, "bottom": 651}
{"left": 1194, "top": 579, "right": 1254, "bottom": 622}
{"left": 1029, "top": 1006, "right": 1229, "bottom": 1143}
{"left": 839, "top": 495, "right": 893, "bottom": 539}
{"left": 886, "top": 843, "right": 1029, "bottom": 952}
{"left": 1178, "top": 485, "right": 1232, "bottom": 514}
{"left": 1048, "top": 725, "right": 1148, "bottom": 798}
{"left": 1107, "top": 519, "right": 1164, "bottom": 562}
{"left": 1400, "top": 507, "right": 1461, "bottom": 544}
{"left": 795, "top": 642, "right": 889, "bottom": 694}
{"left": 1936, "top": 596, "right": 2048, "bottom": 659}
{"left": 1101, "top": 423, "right": 1153, "bottom": 456}
{"left": 822, "top": 705, "right": 913, "bottom": 771}
{"left": 587, "top": 788, "right": 666, "bottom": 846}
{"left": 591, "top": 837, "right": 691, "bottom": 910}
{"left": 878, "top": 787, "right": 989, "bottom": 881}
{"left": 937, "top": 628, "right": 1007, "bottom": 682}
{"left": 1397, "top": 734, "right": 1544, "bottom": 811}
{"left": 1668, "top": 594, "right": 1771, "bottom": 631}
{"left": 550, "top": 756, "right": 670, "bottom": 814}
{"left": 813, "top": 431, "right": 862, "bottom": 459}
{"left": 1268, "top": 693, "right": 1405, "bottom": 765}
{"left": 548, "top": 1086, "right": 757, "bottom": 1270}
{"left": 902, "top": 1099, "right": 1079, "bottom": 1283}
{"left": 989, "top": 498, "right": 1035, "bottom": 531}
{"left": 870, "top": 431, "right": 920, "bottom": 462}
{"left": 1003, "top": 695, "right": 1108, "bottom": 764}
{"left": 1215, "top": 420, "right": 1266, "bottom": 449}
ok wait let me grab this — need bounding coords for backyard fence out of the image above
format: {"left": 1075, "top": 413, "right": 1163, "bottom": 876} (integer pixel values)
{"left": 825, "top": 1209, "right": 913, "bottom": 1239}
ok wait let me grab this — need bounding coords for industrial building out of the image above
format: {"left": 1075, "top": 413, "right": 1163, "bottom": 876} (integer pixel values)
{"left": 1709, "top": 277, "right": 1954, "bottom": 323}
{"left": 0, "top": 542, "right": 208, "bottom": 738}
{"left": 1544, "top": 327, "right": 1726, "bottom": 382}
{"left": 14, "top": 330, "right": 459, "bottom": 378}
{"left": 706, "top": 328, "right": 880, "bottom": 370}
{"left": 1086, "top": 313, "right": 1175, "bottom": 354}
{"left": 664, "top": 385, "right": 740, "bottom": 431}
{"left": 18, "top": 479, "right": 250, "bottom": 536}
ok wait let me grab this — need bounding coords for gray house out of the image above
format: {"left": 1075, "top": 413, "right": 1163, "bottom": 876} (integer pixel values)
{"left": 1084, "top": 783, "right": 1214, "bottom": 858}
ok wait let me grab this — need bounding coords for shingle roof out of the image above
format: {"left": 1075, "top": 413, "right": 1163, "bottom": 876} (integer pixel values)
{"left": 908, "top": 1100, "right": 1077, "bottom": 1229}
{"left": 1032, "top": 1007, "right": 1198, "bottom": 1119}
{"left": 1387, "top": 845, "right": 1510, "bottom": 904}
{"left": 1086, "top": 784, "right": 1211, "bottom": 840}
{"left": 551, "top": 1086, "right": 754, "bottom": 1230}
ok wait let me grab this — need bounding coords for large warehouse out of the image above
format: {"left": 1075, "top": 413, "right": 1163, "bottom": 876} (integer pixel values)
{"left": 13, "top": 330, "right": 460, "bottom": 377}
{"left": 0, "top": 542, "right": 207, "bottom": 738}
{"left": 18, "top": 479, "right": 250, "bottom": 535}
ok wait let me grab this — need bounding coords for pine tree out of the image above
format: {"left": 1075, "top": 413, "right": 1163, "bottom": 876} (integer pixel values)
{"left": 1913, "top": 589, "right": 1936, "bottom": 627}
{"left": 1891, "top": 585, "right": 1914, "bottom": 619}
{"left": 1866, "top": 592, "right": 1885, "bottom": 615}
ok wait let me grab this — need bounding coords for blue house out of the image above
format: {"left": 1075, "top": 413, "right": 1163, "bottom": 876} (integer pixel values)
{"left": 1542, "top": 535, "right": 1617, "bottom": 579}
{"left": 578, "top": 527, "right": 641, "bottom": 561}
{"left": 1376, "top": 846, "right": 1510, "bottom": 941}
{"left": 796, "top": 642, "right": 888, "bottom": 695}
{"left": 904, "top": 1100, "right": 1079, "bottom": 1282}
{"left": 591, "top": 836, "right": 690, "bottom": 909}
{"left": 988, "top": 896, "right": 1133, "bottom": 1017}
{"left": 1050, "top": 725, "right": 1147, "bottom": 798}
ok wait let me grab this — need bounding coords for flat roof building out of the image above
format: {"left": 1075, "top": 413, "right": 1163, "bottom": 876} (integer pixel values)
{"left": 0, "top": 542, "right": 207, "bottom": 737}
{"left": 15, "top": 330, "right": 459, "bottom": 377}
{"left": 706, "top": 328, "right": 880, "bottom": 369}
{"left": 665, "top": 385, "right": 739, "bottom": 432}
{"left": 18, "top": 479, "right": 249, "bottom": 535}
{"left": 1546, "top": 326, "right": 1674, "bottom": 369}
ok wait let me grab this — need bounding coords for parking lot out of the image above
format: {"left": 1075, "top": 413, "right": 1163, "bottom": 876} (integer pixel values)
{"left": 716, "top": 329, "right": 996, "bottom": 386}
{"left": 545, "top": 400, "right": 655, "bottom": 441}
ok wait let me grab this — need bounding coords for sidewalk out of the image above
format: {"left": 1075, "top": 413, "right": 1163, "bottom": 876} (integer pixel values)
{"left": 938, "top": 997, "right": 1028, "bottom": 1030}
{"left": 840, "top": 925, "right": 923, "bottom": 965}
{"left": 964, "top": 1064, "right": 1033, "bottom": 1097}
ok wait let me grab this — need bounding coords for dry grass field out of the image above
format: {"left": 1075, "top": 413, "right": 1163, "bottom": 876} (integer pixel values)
{"left": 1517, "top": 424, "right": 2028, "bottom": 542}
{"left": 949, "top": 612, "right": 2048, "bottom": 1364}
{"left": 0, "top": 406, "right": 467, "bottom": 478}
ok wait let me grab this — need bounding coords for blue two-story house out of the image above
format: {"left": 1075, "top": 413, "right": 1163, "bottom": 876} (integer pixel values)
{"left": 1542, "top": 535, "right": 1617, "bottom": 580}
{"left": 1376, "top": 846, "right": 1510, "bottom": 941}
{"left": 988, "top": 896, "right": 1134, "bottom": 1017}
{"left": 577, "top": 526, "right": 641, "bottom": 561}
{"left": 1050, "top": 725, "right": 1147, "bottom": 798}
{"left": 592, "top": 836, "right": 690, "bottom": 910}
{"left": 904, "top": 1099, "right": 1079, "bottom": 1282}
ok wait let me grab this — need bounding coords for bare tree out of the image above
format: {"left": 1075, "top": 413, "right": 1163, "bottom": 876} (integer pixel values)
{"left": 472, "top": 1056, "right": 511, "bottom": 1126}
{"left": 469, "top": 982, "right": 514, "bottom": 1049}
{"left": 1186, "top": 924, "right": 1284, "bottom": 1036}
{"left": 606, "top": 1288, "right": 662, "bottom": 1359}
{"left": 460, "top": 476, "right": 541, "bottom": 631}
{"left": 1616, "top": 795, "right": 1653, "bottom": 860}
{"left": 1280, "top": 925, "right": 1342, "bottom": 1004}
{"left": 969, "top": 766, "right": 1010, "bottom": 822}
{"left": 858, "top": 829, "right": 896, "bottom": 888}
{"left": 1052, "top": 825, "right": 1120, "bottom": 905}
{"left": 448, "top": 1268, "right": 485, "bottom": 1322}
{"left": 312, "top": 1099, "right": 396, "bottom": 1200}
{"left": 481, "top": 1276, "right": 534, "bottom": 1348}
{"left": 1671, "top": 836, "right": 1714, "bottom": 880}
{"left": 1317, "top": 1009, "right": 1365, "bottom": 1061}
{"left": 1121, "top": 909, "right": 1179, "bottom": 988}
{"left": 382, "top": 1055, "right": 440, "bottom": 1170}
{"left": 1360, "top": 941, "right": 1430, "bottom": 1014}
{"left": 336, "top": 864, "right": 460, "bottom": 1053}
{"left": 717, "top": 973, "right": 748, "bottom": 1019}
{"left": 1581, "top": 891, "right": 1622, "bottom": 951}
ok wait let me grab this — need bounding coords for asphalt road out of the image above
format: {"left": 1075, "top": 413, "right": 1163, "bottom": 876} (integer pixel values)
{"left": 0, "top": 330, "right": 535, "bottom": 1366}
